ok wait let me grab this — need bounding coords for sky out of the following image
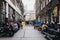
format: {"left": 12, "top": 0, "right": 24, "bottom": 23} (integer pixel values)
{"left": 22, "top": 0, "right": 36, "bottom": 14}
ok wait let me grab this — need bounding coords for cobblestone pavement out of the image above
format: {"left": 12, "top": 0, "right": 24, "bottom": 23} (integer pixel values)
{"left": 0, "top": 25, "right": 47, "bottom": 40}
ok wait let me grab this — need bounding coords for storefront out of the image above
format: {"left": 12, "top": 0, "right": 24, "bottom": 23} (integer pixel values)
{"left": 40, "top": 0, "right": 60, "bottom": 25}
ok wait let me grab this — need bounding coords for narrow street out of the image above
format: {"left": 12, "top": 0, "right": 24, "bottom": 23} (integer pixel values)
{"left": 0, "top": 25, "right": 46, "bottom": 40}
{"left": 0, "top": 0, "right": 60, "bottom": 40}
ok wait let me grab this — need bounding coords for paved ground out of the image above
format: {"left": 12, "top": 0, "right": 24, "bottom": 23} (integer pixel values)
{"left": 0, "top": 25, "right": 47, "bottom": 40}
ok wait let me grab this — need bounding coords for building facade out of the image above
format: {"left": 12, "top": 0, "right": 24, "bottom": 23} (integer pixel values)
{"left": 39, "top": 0, "right": 60, "bottom": 27}
{"left": 0, "top": 0, "right": 24, "bottom": 24}
{"left": 36, "top": 0, "right": 40, "bottom": 21}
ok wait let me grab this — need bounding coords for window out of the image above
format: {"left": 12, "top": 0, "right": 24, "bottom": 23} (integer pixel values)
{"left": 53, "top": 6, "right": 58, "bottom": 17}
{"left": 46, "top": 0, "right": 49, "bottom": 5}
{"left": 48, "top": 0, "right": 51, "bottom": 2}
{"left": 0, "top": 2, "right": 6, "bottom": 23}
{"left": 8, "top": 6, "right": 14, "bottom": 21}
{"left": 42, "top": 0, "right": 45, "bottom": 8}
{"left": 10, "top": 0, "right": 16, "bottom": 5}
{"left": 41, "top": 3, "right": 43, "bottom": 10}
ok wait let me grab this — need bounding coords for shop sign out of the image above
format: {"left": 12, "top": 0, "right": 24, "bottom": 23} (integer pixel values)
{"left": 53, "top": 6, "right": 58, "bottom": 17}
